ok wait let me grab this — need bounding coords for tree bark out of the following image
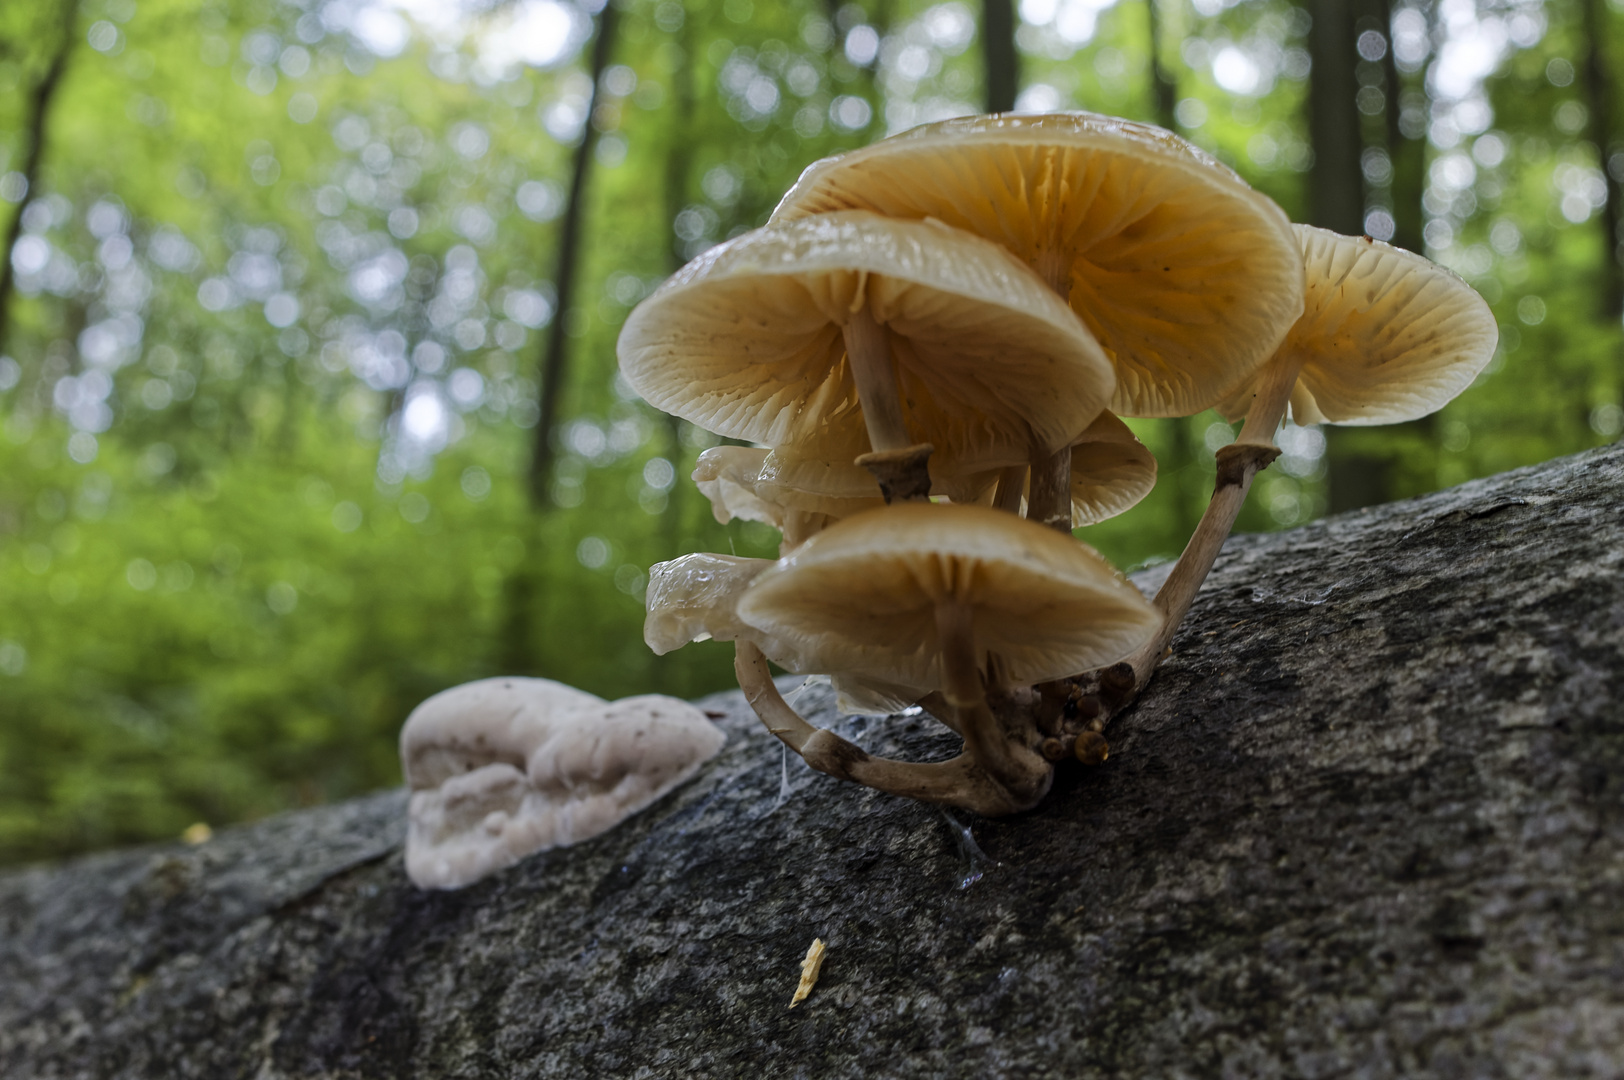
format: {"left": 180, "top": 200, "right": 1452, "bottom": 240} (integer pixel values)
{"left": 0, "top": 2, "right": 79, "bottom": 360}
{"left": 4, "top": 443, "right": 1622, "bottom": 1078}
{"left": 527, "top": 1, "right": 619, "bottom": 508}
{"left": 982, "top": 0, "right": 1020, "bottom": 113}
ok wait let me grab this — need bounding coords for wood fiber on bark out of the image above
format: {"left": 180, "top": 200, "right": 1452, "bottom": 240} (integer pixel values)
{"left": 2, "top": 444, "right": 1622, "bottom": 1079}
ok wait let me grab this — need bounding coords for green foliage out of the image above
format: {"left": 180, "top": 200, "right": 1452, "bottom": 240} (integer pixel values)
{"left": 0, "top": 0, "right": 1620, "bottom": 865}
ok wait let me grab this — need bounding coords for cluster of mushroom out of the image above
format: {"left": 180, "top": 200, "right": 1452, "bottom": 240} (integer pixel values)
{"left": 623, "top": 112, "right": 1497, "bottom": 817}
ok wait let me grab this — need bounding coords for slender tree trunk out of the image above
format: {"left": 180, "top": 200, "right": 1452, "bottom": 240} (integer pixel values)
{"left": 1583, "top": 0, "right": 1624, "bottom": 318}
{"left": 1306, "top": 0, "right": 1390, "bottom": 512}
{"left": 500, "top": 4, "right": 620, "bottom": 678}
{"left": 1379, "top": 0, "right": 1426, "bottom": 254}
{"left": 1305, "top": 0, "right": 1365, "bottom": 235}
{"left": 528, "top": 1, "right": 619, "bottom": 508}
{"left": 1146, "top": 0, "right": 1177, "bottom": 130}
{"left": 651, "top": 10, "right": 700, "bottom": 696}
{"left": 1143, "top": 2, "right": 1202, "bottom": 539}
{"left": 983, "top": 0, "right": 1019, "bottom": 112}
{"left": 0, "top": 2, "right": 78, "bottom": 360}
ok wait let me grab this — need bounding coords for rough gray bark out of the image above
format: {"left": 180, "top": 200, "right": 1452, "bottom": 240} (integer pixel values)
{"left": 3, "top": 444, "right": 1623, "bottom": 1079}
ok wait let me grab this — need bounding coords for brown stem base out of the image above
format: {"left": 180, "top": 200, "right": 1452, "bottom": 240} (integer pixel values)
{"left": 733, "top": 641, "right": 1051, "bottom": 816}
{"left": 856, "top": 443, "right": 935, "bottom": 504}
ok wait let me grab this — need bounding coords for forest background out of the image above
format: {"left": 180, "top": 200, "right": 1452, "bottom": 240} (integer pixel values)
{"left": 0, "top": 0, "right": 1618, "bottom": 865}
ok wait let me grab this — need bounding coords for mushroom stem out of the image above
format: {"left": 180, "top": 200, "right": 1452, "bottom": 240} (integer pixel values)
{"left": 734, "top": 640, "right": 819, "bottom": 753}
{"left": 1119, "top": 353, "right": 1302, "bottom": 693}
{"left": 843, "top": 305, "right": 909, "bottom": 454}
{"left": 733, "top": 641, "right": 1043, "bottom": 815}
{"left": 992, "top": 465, "right": 1027, "bottom": 513}
{"left": 1026, "top": 443, "right": 1074, "bottom": 534}
{"left": 935, "top": 599, "right": 1048, "bottom": 797}
{"left": 856, "top": 443, "right": 935, "bottom": 504}
{"left": 1234, "top": 350, "right": 1302, "bottom": 450}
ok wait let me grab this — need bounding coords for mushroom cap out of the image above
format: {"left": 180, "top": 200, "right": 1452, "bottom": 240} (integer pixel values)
{"left": 1064, "top": 410, "right": 1158, "bottom": 525}
{"left": 617, "top": 210, "right": 1117, "bottom": 480}
{"left": 403, "top": 683, "right": 725, "bottom": 890}
{"left": 692, "top": 446, "right": 885, "bottom": 527}
{"left": 1216, "top": 225, "right": 1499, "bottom": 426}
{"left": 771, "top": 112, "right": 1305, "bottom": 418}
{"left": 691, "top": 447, "right": 785, "bottom": 529}
{"left": 735, "top": 502, "right": 1161, "bottom": 690}
{"left": 643, "top": 552, "right": 793, "bottom": 659}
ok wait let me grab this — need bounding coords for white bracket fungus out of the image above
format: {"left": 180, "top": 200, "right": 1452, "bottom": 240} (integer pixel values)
{"left": 401, "top": 677, "right": 725, "bottom": 890}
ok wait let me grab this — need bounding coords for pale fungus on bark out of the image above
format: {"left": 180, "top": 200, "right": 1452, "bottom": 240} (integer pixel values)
{"left": 401, "top": 678, "right": 725, "bottom": 890}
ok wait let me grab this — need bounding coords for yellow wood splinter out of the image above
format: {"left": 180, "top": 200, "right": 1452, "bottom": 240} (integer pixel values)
{"left": 789, "top": 938, "right": 827, "bottom": 1008}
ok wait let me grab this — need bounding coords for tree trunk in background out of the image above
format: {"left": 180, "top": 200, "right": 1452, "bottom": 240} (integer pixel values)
{"left": 1145, "top": 0, "right": 1178, "bottom": 130}
{"left": 0, "top": 3, "right": 78, "bottom": 361}
{"left": 500, "top": 4, "right": 619, "bottom": 677}
{"left": 652, "top": 12, "right": 699, "bottom": 695}
{"left": 527, "top": 2, "right": 619, "bottom": 509}
{"left": 1306, "top": 0, "right": 1365, "bottom": 235}
{"left": 1582, "top": 0, "right": 1624, "bottom": 318}
{"left": 6, "top": 445, "right": 1621, "bottom": 1077}
{"left": 982, "top": 0, "right": 1020, "bottom": 112}
{"left": 1379, "top": 0, "right": 1426, "bottom": 254}
{"left": 1143, "top": 1, "right": 1203, "bottom": 538}
{"left": 1307, "top": 0, "right": 1390, "bottom": 511}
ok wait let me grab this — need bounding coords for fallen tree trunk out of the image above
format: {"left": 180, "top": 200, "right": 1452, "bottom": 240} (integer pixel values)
{"left": 3, "top": 444, "right": 1622, "bottom": 1079}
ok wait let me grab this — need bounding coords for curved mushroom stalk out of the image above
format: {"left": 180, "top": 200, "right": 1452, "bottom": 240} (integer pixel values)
{"left": 734, "top": 641, "right": 1050, "bottom": 816}
{"left": 1119, "top": 355, "right": 1295, "bottom": 692}
{"left": 1111, "top": 225, "right": 1498, "bottom": 709}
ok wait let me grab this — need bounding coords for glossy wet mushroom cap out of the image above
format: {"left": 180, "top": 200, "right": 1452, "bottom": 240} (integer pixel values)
{"left": 772, "top": 112, "right": 1305, "bottom": 418}
{"left": 1215, "top": 225, "right": 1499, "bottom": 428}
{"left": 735, "top": 502, "right": 1161, "bottom": 691}
{"left": 617, "top": 210, "right": 1116, "bottom": 484}
{"left": 643, "top": 552, "right": 797, "bottom": 660}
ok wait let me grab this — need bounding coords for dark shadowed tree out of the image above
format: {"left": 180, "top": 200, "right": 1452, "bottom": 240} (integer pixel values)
{"left": 1145, "top": 0, "right": 1177, "bottom": 131}
{"left": 1379, "top": 0, "right": 1427, "bottom": 255}
{"left": 1306, "top": 0, "right": 1365, "bottom": 235}
{"left": 983, "top": 0, "right": 1020, "bottom": 112}
{"left": 0, "top": 1, "right": 78, "bottom": 359}
{"left": 1582, "top": 0, "right": 1624, "bottom": 317}
{"left": 528, "top": 1, "right": 620, "bottom": 509}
